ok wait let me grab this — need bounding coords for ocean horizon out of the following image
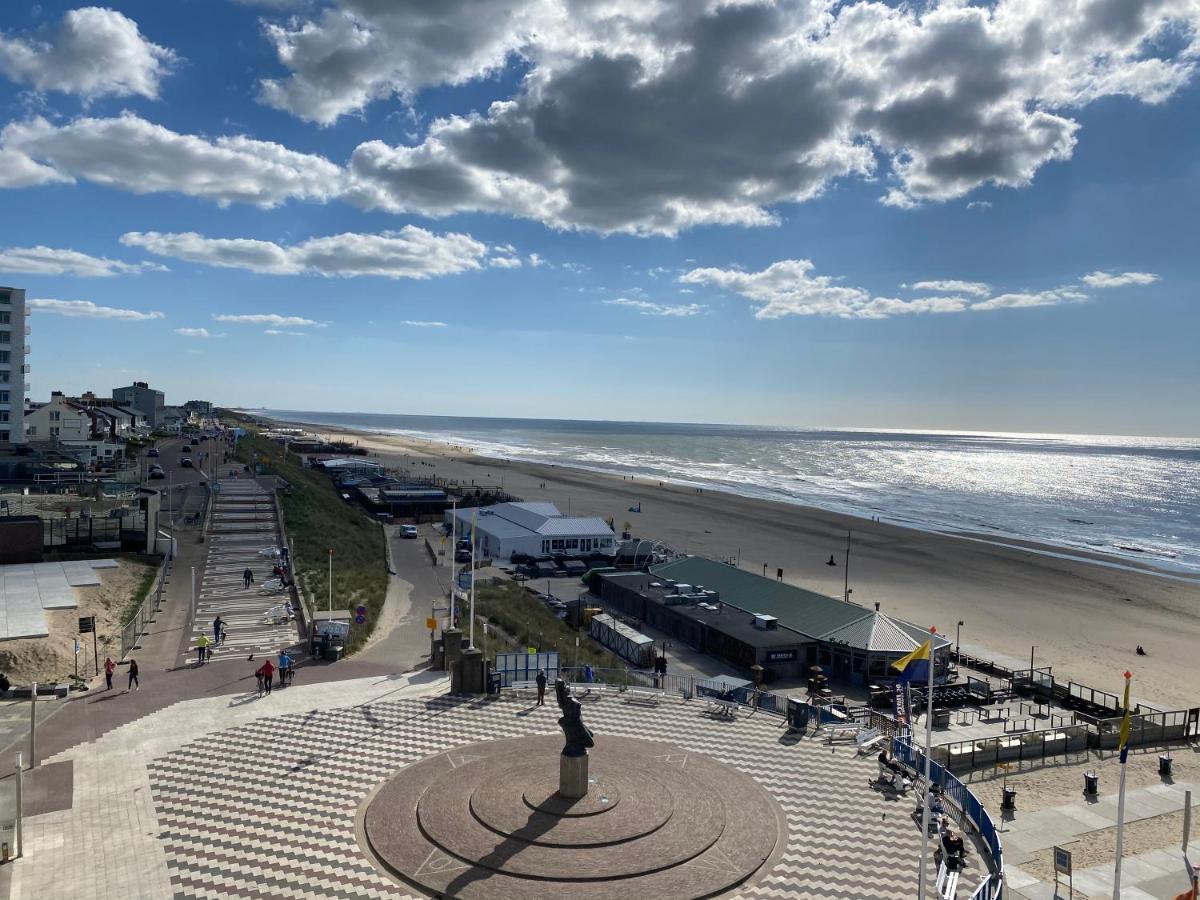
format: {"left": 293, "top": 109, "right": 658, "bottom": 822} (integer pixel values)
{"left": 256, "top": 409, "right": 1200, "bottom": 575}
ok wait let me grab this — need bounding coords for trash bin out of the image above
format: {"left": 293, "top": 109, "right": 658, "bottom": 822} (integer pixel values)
{"left": 487, "top": 672, "right": 502, "bottom": 695}
{"left": 1001, "top": 785, "right": 1017, "bottom": 810}
{"left": 786, "top": 697, "right": 811, "bottom": 732}
{"left": 1084, "top": 771, "right": 1099, "bottom": 795}
{"left": 1159, "top": 754, "right": 1173, "bottom": 777}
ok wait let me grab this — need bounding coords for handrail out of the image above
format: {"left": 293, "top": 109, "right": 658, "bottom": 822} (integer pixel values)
{"left": 893, "top": 735, "right": 1005, "bottom": 899}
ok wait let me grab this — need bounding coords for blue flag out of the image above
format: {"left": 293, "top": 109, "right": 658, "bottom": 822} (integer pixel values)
{"left": 892, "top": 638, "right": 932, "bottom": 685}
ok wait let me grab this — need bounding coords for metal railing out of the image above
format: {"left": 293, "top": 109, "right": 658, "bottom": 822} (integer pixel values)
{"left": 119, "top": 546, "right": 172, "bottom": 660}
{"left": 893, "top": 736, "right": 1005, "bottom": 899}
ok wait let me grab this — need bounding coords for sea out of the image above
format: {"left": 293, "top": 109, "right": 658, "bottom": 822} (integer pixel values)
{"left": 258, "top": 410, "right": 1200, "bottom": 577}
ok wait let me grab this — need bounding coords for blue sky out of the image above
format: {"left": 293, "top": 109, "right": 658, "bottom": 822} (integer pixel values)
{"left": 1, "top": 1, "right": 1198, "bottom": 436}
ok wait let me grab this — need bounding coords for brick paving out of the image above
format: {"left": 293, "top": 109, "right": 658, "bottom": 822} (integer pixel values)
{"left": 10, "top": 676, "right": 989, "bottom": 900}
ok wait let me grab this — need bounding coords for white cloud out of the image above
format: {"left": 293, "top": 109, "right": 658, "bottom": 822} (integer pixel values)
{"left": 214, "top": 313, "right": 318, "bottom": 327}
{"left": 679, "top": 261, "right": 1136, "bottom": 319}
{"left": 121, "top": 226, "right": 489, "bottom": 279}
{"left": 268, "top": 0, "right": 1200, "bottom": 232}
{"left": 967, "top": 201, "right": 992, "bottom": 210}
{"left": 263, "top": 329, "right": 308, "bottom": 336}
{"left": 2, "top": 113, "right": 344, "bottom": 207}
{"left": 528, "top": 253, "right": 546, "bottom": 268}
{"left": 0, "top": 7, "right": 176, "bottom": 99}
{"left": 970, "top": 288, "right": 1090, "bottom": 311}
{"left": 400, "top": 320, "right": 448, "bottom": 327}
{"left": 489, "top": 255, "right": 522, "bottom": 269}
{"left": 604, "top": 298, "right": 705, "bottom": 317}
{"left": 174, "top": 327, "right": 221, "bottom": 338}
{"left": 910, "top": 280, "right": 991, "bottom": 298}
{"left": 256, "top": 0, "right": 554, "bottom": 125}
{"left": 1080, "top": 271, "right": 1160, "bottom": 288}
{"left": 0, "top": 245, "right": 165, "bottom": 277}
{"left": 2, "top": 3, "right": 1198, "bottom": 233}
{"left": 27, "top": 298, "right": 163, "bottom": 320}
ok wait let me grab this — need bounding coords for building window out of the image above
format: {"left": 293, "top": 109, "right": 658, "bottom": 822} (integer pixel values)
{"left": 0, "top": 312, "right": 8, "bottom": 324}
{"left": 0, "top": 352, "right": 9, "bottom": 363}
{"left": 0, "top": 430, "right": 8, "bottom": 442}
{"left": 551, "top": 539, "right": 564, "bottom": 550}
{"left": 50, "top": 411, "right": 61, "bottom": 421}
{"left": 0, "top": 331, "right": 8, "bottom": 344}
{"left": 0, "top": 391, "right": 7, "bottom": 402}
{"left": 541, "top": 540, "right": 549, "bottom": 554}
{"left": 0, "top": 371, "right": 8, "bottom": 383}
{"left": 26, "top": 425, "right": 36, "bottom": 436}
{"left": 0, "top": 412, "right": 8, "bottom": 423}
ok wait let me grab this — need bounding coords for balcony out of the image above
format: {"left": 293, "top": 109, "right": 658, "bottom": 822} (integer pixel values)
{"left": 24, "top": 325, "right": 31, "bottom": 335}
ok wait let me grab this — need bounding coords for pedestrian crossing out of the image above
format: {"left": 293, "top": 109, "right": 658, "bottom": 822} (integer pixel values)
{"left": 192, "top": 480, "right": 301, "bottom": 661}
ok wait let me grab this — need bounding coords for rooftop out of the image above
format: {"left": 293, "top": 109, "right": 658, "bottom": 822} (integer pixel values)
{"left": 455, "top": 502, "right": 614, "bottom": 539}
{"left": 649, "top": 556, "right": 949, "bottom": 653}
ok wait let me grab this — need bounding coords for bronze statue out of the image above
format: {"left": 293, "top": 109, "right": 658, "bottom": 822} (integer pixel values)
{"left": 554, "top": 677, "right": 594, "bottom": 757}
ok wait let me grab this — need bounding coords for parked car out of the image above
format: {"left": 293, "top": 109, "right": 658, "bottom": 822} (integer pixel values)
{"left": 147, "top": 448, "right": 160, "bottom": 457}
{"left": 399, "top": 525, "right": 419, "bottom": 538}
{"left": 148, "top": 466, "right": 165, "bottom": 480}
{"left": 180, "top": 457, "right": 194, "bottom": 468}
{"left": 455, "top": 549, "right": 472, "bottom": 563}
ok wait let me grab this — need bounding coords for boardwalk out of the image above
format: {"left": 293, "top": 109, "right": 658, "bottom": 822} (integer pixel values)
{"left": 192, "top": 478, "right": 301, "bottom": 660}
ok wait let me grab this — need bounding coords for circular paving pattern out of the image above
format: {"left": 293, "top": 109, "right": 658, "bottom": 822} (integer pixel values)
{"left": 359, "top": 733, "right": 784, "bottom": 899}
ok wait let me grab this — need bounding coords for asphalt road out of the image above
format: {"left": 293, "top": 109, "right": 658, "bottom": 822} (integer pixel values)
{"left": 353, "top": 527, "right": 446, "bottom": 671}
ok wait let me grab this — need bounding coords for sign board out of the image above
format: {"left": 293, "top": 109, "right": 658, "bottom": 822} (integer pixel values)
{"left": 74, "top": 639, "right": 81, "bottom": 655}
{"left": 494, "top": 651, "right": 559, "bottom": 688}
{"left": 766, "top": 649, "right": 797, "bottom": 662}
{"left": 315, "top": 620, "right": 350, "bottom": 639}
{"left": 1054, "top": 846, "right": 1072, "bottom": 876}
{"left": 78, "top": 616, "right": 95, "bottom": 634}
{"left": 426, "top": 617, "right": 438, "bottom": 630}
{"left": 354, "top": 615, "right": 366, "bottom": 625}
{"left": 356, "top": 605, "right": 367, "bottom": 616}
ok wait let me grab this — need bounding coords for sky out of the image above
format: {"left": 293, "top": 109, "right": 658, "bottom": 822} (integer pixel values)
{"left": 1, "top": 0, "right": 1198, "bottom": 436}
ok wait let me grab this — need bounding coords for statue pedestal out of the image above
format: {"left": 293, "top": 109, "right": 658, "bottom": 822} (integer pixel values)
{"left": 559, "top": 752, "right": 589, "bottom": 799}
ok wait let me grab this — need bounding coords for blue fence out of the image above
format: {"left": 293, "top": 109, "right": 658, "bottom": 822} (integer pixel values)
{"left": 892, "top": 737, "right": 1004, "bottom": 899}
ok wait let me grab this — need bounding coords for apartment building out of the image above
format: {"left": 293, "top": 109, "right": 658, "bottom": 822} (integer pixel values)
{"left": 0, "top": 286, "right": 28, "bottom": 445}
{"left": 112, "top": 381, "right": 165, "bottom": 428}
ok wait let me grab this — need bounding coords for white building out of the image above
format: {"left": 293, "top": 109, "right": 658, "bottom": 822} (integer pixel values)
{"left": 0, "top": 286, "right": 28, "bottom": 445}
{"left": 24, "top": 392, "right": 99, "bottom": 442}
{"left": 445, "top": 501, "right": 616, "bottom": 561}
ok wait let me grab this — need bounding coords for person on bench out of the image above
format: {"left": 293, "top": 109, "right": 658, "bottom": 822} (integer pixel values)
{"left": 940, "top": 829, "right": 965, "bottom": 869}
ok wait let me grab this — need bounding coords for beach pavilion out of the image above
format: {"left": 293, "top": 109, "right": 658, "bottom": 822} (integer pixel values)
{"left": 446, "top": 501, "right": 616, "bottom": 562}
{"left": 594, "top": 556, "right": 951, "bottom": 684}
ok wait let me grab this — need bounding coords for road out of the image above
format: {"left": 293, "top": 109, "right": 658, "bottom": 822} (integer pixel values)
{"left": 353, "top": 525, "right": 446, "bottom": 671}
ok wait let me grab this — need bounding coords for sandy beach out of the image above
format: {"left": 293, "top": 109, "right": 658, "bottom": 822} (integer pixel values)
{"left": 295, "top": 423, "right": 1200, "bottom": 710}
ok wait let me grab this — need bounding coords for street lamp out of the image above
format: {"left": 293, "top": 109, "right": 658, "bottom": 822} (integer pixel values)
{"left": 956, "top": 620, "right": 964, "bottom": 661}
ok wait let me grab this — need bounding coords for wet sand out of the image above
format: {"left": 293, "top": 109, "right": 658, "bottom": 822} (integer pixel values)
{"left": 295, "top": 423, "right": 1200, "bottom": 710}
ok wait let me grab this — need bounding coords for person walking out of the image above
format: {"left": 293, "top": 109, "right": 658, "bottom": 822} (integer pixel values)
{"left": 212, "top": 615, "right": 224, "bottom": 644}
{"left": 536, "top": 669, "right": 547, "bottom": 706}
{"left": 127, "top": 658, "right": 139, "bottom": 691}
{"left": 242, "top": 568, "right": 254, "bottom": 590}
{"left": 196, "top": 633, "right": 211, "bottom": 665}
{"left": 277, "top": 650, "right": 294, "bottom": 687}
{"left": 257, "top": 659, "right": 275, "bottom": 694}
{"left": 104, "top": 657, "right": 115, "bottom": 691}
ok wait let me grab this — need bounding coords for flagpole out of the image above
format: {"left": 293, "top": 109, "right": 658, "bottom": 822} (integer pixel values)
{"left": 469, "top": 508, "right": 477, "bottom": 649}
{"left": 917, "top": 626, "right": 937, "bottom": 900}
{"left": 449, "top": 500, "right": 457, "bottom": 627}
{"left": 1113, "top": 669, "right": 1133, "bottom": 899}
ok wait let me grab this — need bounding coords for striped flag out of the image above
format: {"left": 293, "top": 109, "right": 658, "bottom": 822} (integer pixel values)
{"left": 892, "top": 638, "right": 932, "bottom": 685}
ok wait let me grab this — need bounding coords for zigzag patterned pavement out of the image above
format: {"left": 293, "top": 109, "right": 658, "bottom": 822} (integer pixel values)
{"left": 192, "top": 479, "right": 301, "bottom": 661}
{"left": 148, "top": 693, "right": 989, "bottom": 899}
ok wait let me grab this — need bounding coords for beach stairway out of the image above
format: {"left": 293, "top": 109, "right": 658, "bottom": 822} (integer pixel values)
{"left": 193, "top": 479, "right": 301, "bottom": 661}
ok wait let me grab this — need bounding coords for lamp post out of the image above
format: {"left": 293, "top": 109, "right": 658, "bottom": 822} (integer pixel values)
{"left": 843, "top": 530, "right": 851, "bottom": 603}
{"left": 956, "top": 620, "right": 964, "bottom": 661}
